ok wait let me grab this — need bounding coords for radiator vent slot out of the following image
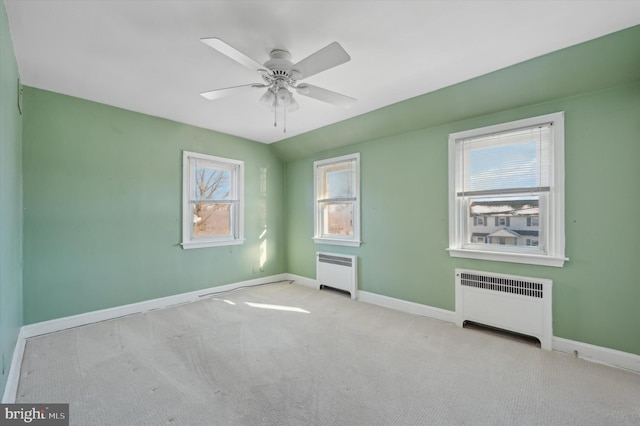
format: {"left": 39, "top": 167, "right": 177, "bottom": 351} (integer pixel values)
{"left": 460, "top": 272, "right": 543, "bottom": 298}
{"left": 318, "top": 253, "right": 353, "bottom": 267}
{"left": 455, "top": 268, "right": 552, "bottom": 350}
{"left": 316, "top": 252, "right": 357, "bottom": 299}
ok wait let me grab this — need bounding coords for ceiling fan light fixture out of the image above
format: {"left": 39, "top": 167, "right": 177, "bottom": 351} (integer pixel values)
{"left": 260, "top": 88, "right": 275, "bottom": 106}
{"left": 276, "top": 87, "right": 292, "bottom": 106}
{"left": 287, "top": 95, "right": 300, "bottom": 112}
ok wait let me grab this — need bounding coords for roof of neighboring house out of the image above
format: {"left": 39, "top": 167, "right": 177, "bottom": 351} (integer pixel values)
{"left": 488, "top": 228, "right": 521, "bottom": 238}
{"left": 470, "top": 200, "right": 539, "bottom": 216}
{"left": 513, "top": 230, "right": 539, "bottom": 237}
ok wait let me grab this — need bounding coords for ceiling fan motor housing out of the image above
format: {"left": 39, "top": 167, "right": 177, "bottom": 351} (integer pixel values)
{"left": 264, "top": 49, "right": 293, "bottom": 74}
{"left": 263, "top": 49, "right": 303, "bottom": 85}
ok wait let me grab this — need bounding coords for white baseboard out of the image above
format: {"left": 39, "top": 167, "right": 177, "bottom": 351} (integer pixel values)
{"left": 357, "top": 290, "right": 457, "bottom": 324}
{"left": 4, "top": 274, "right": 638, "bottom": 403}
{"left": 288, "top": 274, "right": 457, "bottom": 325}
{"left": 3, "top": 273, "right": 289, "bottom": 402}
{"left": 288, "top": 274, "right": 457, "bottom": 324}
{"left": 287, "top": 273, "right": 319, "bottom": 290}
{"left": 21, "top": 274, "right": 289, "bottom": 339}
{"left": 2, "top": 328, "right": 26, "bottom": 403}
{"left": 552, "top": 336, "right": 640, "bottom": 373}
{"left": 356, "top": 290, "right": 640, "bottom": 374}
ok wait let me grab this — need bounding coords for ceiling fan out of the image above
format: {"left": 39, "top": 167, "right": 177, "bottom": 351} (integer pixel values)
{"left": 200, "top": 38, "right": 356, "bottom": 132}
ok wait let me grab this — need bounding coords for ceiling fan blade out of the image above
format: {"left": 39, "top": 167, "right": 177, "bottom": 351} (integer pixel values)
{"left": 201, "top": 37, "right": 266, "bottom": 73}
{"left": 200, "top": 84, "right": 263, "bottom": 100}
{"left": 295, "top": 84, "right": 356, "bottom": 108}
{"left": 292, "top": 42, "right": 351, "bottom": 79}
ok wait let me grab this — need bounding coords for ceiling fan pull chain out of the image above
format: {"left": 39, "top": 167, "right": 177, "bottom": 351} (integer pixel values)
{"left": 283, "top": 107, "right": 287, "bottom": 133}
{"left": 274, "top": 104, "right": 277, "bottom": 128}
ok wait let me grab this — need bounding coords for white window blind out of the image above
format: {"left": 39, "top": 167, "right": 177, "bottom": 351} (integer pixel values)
{"left": 318, "top": 159, "right": 356, "bottom": 202}
{"left": 457, "top": 124, "right": 553, "bottom": 197}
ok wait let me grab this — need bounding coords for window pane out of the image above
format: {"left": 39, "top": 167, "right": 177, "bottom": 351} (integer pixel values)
{"left": 448, "top": 113, "right": 564, "bottom": 265}
{"left": 468, "top": 196, "right": 539, "bottom": 248}
{"left": 313, "top": 154, "right": 360, "bottom": 245}
{"left": 193, "top": 203, "right": 231, "bottom": 237}
{"left": 461, "top": 124, "right": 552, "bottom": 194}
{"left": 193, "top": 165, "right": 230, "bottom": 201}
{"left": 320, "top": 162, "right": 355, "bottom": 199}
{"left": 469, "top": 141, "right": 538, "bottom": 191}
{"left": 321, "top": 203, "right": 353, "bottom": 236}
{"left": 183, "top": 151, "right": 244, "bottom": 249}
{"left": 326, "top": 169, "right": 353, "bottom": 198}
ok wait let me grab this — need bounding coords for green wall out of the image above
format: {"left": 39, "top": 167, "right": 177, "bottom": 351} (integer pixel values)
{"left": 3, "top": 14, "right": 638, "bottom": 387}
{"left": 0, "top": 0, "right": 23, "bottom": 394}
{"left": 22, "top": 88, "right": 286, "bottom": 324}
{"left": 284, "top": 81, "right": 640, "bottom": 356}
{"left": 280, "top": 26, "right": 640, "bottom": 356}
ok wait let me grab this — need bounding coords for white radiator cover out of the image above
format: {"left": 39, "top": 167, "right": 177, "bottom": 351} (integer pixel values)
{"left": 316, "top": 252, "right": 357, "bottom": 299}
{"left": 455, "top": 268, "right": 553, "bottom": 350}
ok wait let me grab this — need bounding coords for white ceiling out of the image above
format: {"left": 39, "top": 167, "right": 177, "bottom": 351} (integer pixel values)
{"left": 5, "top": 1, "right": 640, "bottom": 144}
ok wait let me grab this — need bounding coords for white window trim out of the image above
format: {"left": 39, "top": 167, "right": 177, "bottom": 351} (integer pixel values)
{"left": 313, "top": 153, "right": 361, "bottom": 247}
{"left": 447, "top": 112, "right": 567, "bottom": 267}
{"left": 182, "top": 151, "right": 245, "bottom": 249}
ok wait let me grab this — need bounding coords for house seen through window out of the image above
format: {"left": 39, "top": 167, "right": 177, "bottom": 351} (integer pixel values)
{"left": 448, "top": 112, "right": 566, "bottom": 267}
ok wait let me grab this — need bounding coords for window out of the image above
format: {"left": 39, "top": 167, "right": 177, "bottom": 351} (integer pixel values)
{"left": 448, "top": 112, "right": 566, "bottom": 267}
{"left": 182, "top": 151, "right": 244, "bottom": 249}
{"left": 314, "top": 153, "right": 361, "bottom": 247}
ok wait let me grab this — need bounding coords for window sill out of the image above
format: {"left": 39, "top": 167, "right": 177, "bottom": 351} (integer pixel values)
{"left": 313, "top": 237, "right": 361, "bottom": 247}
{"left": 447, "top": 248, "right": 567, "bottom": 267}
{"left": 182, "top": 239, "right": 245, "bottom": 250}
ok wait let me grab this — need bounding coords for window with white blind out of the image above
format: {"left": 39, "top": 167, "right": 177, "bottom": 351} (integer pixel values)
{"left": 182, "top": 151, "right": 244, "bottom": 249}
{"left": 448, "top": 112, "right": 566, "bottom": 267}
{"left": 314, "top": 153, "right": 361, "bottom": 247}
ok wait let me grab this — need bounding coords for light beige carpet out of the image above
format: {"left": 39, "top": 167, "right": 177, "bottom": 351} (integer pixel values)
{"left": 16, "top": 282, "right": 640, "bottom": 425}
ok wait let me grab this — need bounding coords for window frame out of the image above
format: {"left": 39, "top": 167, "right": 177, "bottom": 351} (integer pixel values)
{"left": 313, "top": 153, "right": 361, "bottom": 247}
{"left": 447, "top": 112, "right": 567, "bottom": 267}
{"left": 182, "top": 150, "right": 245, "bottom": 249}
